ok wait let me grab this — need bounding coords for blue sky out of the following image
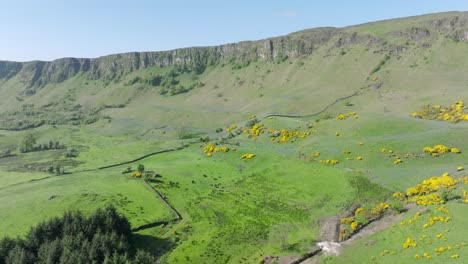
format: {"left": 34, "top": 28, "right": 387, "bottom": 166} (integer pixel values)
{"left": 1, "top": 0, "right": 467, "bottom": 61}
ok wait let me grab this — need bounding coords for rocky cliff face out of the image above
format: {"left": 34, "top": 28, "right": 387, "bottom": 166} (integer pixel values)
{"left": 0, "top": 27, "right": 341, "bottom": 87}
{"left": 1, "top": 12, "right": 467, "bottom": 88}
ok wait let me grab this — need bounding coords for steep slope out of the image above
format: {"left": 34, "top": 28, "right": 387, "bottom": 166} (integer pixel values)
{"left": 0, "top": 11, "right": 467, "bottom": 133}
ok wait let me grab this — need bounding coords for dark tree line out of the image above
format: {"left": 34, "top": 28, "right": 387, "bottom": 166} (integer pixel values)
{"left": 18, "top": 133, "right": 67, "bottom": 153}
{"left": 0, "top": 206, "right": 156, "bottom": 264}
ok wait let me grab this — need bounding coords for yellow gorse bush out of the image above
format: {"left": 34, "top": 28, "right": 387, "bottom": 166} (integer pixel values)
{"left": 241, "top": 153, "right": 256, "bottom": 160}
{"left": 412, "top": 100, "right": 468, "bottom": 123}
{"left": 355, "top": 207, "right": 364, "bottom": 214}
{"left": 411, "top": 194, "right": 444, "bottom": 206}
{"left": 370, "top": 203, "right": 390, "bottom": 216}
{"left": 243, "top": 124, "right": 266, "bottom": 140}
{"left": 406, "top": 173, "right": 458, "bottom": 197}
{"left": 423, "top": 144, "right": 461, "bottom": 155}
{"left": 463, "top": 189, "right": 468, "bottom": 203}
{"left": 350, "top": 221, "right": 359, "bottom": 230}
{"left": 336, "top": 112, "right": 357, "bottom": 120}
{"left": 268, "top": 129, "right": 311, "bottom": 143}
{"left": 392, "top": 192, "right": 406, "bottom": 201}
{"left": 225, "top": 125, "right": 237, "bottom": 133}
{"left": 422, "top": 215, "right": 452, "bottom": 228}
{"left": 203, "top": 143, "right": 230, "bottom": 157}
{"left": 403, "top": 237, "right": 417, "bottom": 249}
{"left": 339, "top": 203, "right": 391, "bottom": 242}
{"left": 340, "top": 216, "right": 354, "bottom": 224}
{"left": 319, "top": 159, "right": 339, "bottom": 165}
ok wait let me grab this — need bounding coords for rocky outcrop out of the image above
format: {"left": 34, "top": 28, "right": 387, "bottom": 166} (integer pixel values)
{"left": 0, "top": 61, "right": 22, "bottom": 80}
{"left": 1, "top": 12, "right": 467, "bottom": 87}
{"left": 0, "top": 27, "right": 340, "bottom": 87}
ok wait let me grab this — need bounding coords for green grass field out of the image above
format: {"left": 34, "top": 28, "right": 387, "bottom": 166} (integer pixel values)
{"left": 0, "top": 11, "right": 468, "bottom": 264}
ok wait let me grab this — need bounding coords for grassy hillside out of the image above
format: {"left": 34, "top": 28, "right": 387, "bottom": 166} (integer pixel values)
{"left": 0, "top": 11, "right": 467, "bottom": 264}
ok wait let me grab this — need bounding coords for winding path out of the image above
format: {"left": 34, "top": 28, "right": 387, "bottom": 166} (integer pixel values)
{"left": 262, "top": 91, "right": 360, "bottom": 119}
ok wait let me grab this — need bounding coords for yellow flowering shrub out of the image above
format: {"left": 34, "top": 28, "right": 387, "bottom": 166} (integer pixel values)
{"left": 463, "top": 189, "right": 468, "bottom": 203}
{"left": 203, "top": 143, "right": 230, "bottom": 157}
{"left": 403, "top": 237, "right": 417, "bottom": 249}
{"left": 336, "top": 112, "right": 357, "bottom": 120}
{"left": 410, "top": 193, "right": 444, "bottom": 206}
{"left": 355, "top": 207, "right": 364, "bottom": 214}
{"left": 269, "top": 129, "right": 311, "bottom": 143}
{"left": 339, "top": 228, "right": 351, "bottom": 241}
{"left": 434, "top": 247, "right": 448, "bottom": 254}
{"left": 370, "top": 203, "right": 390, "bottom": 217}
{"left": 422, "top": 144, "right": 460, "bottom": 155}
{"left": 350, "top": 221, "right": 359, "bottom": 230}
{"left": 406, "top": 173, "right": 458, "bottom": 196}
{"left": 412, "top": 100, "right": 468, "bottom": 123}
{"left": 340, "top": 216, "right": 354, "bottom": 224}
{"left": 422, "top": 215, "right": 451, "bottom": 228}
{"left": 436, "top": 205, "right": 449, "bottom": 214}
{"left": 204, "top": 143, "right": 216, "bottom": 153}
{"left": 392, "top": 192, "right": 406, "bottom": 201}
{"left": 241, "top": 153, "right": 256, "bottom": 160}
{"left": 339, "top": 203, "right": 392, "bottom": 241}
{"left": 225, "top": 125, "right": 237, "bottom": 132}
{"left": 320, "top": 159, "right": 339, "bottom": 165}
{"left": 460, "top": 177, "right": 468, "bottom": 185}
{"left": 451, "top": 147, "right": 462, "bottom": 154}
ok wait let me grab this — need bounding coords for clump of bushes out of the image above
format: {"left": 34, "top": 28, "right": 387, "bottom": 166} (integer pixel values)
{"left": 370, "top": 54, "right": 390, "bottom": 74}
{"left": 125, "top": 65, "right": 206, "bottom": 96}
{"left": 18, "top": 133, "right": 66, "bottom": 153}
{"left": 46, "top": 165, "right": 65, "bottom": 175}
{"left": 65, "top": 147, "right": 79, "bottom": 157}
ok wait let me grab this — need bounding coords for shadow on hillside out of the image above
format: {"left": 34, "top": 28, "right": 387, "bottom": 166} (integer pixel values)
{"left": 132, "top": 233, "right": 174, "bottom": 257}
